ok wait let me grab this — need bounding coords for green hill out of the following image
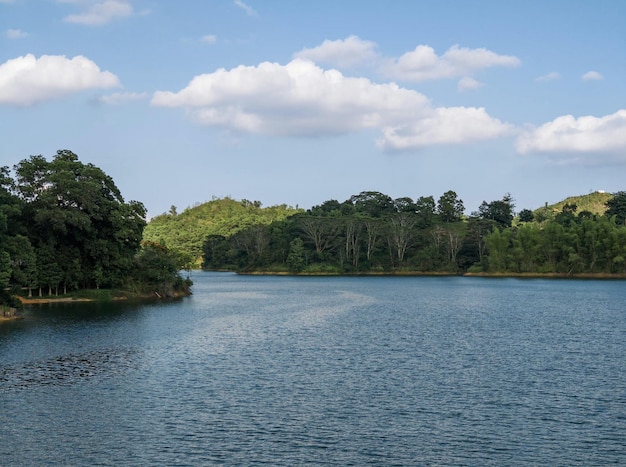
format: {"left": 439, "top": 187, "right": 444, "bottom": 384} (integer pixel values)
{"left": 533, "top": 191, "right": 612, "bottom": 221}
{"left": 143, "top": 198, "right": 302, "bottom": 267}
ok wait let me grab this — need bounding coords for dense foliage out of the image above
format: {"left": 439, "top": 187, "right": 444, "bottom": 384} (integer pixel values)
{"left": 143, "top": 197, "right": 302, "bottom": 267}
{"left": 0, "top": 150, "right": 190, "bottom": 304}
{"left": 199, "top": 190, "right": 626, "bottom": 275}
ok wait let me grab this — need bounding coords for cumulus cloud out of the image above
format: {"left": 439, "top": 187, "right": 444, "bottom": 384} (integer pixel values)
{"left": 6, "top": 29, "right": 28, "bottom": 39}
{"left": 0, "top": 54, "right": 120, "bottom": 106}
{"left": 151, "top": 58, "right": 511, "bottom": 150}
{"left": 97, "top": 91, "right": 147, "bottom": 105}
{"left": 152, "top": 59, "right": 430, "bottom": 136}
{"left": 535, "top": 71, "right": 560, "bottom": 82}
{"left": 581, "top": 70, "right": 603, "bottom": 81}
{"left": 516, "top": 110, "right": 626, "bottom": 158}
{"left": 63, "top": 0, "right": 135, "bottom": 25}
{"left": 457, "top": 76, "right": 483, "bottom": 92}
{"left": 378, "top": 107, "right": 513, "bottom": 150}
{"left": 294, "top": 35, "right": 379, "bottom": 68}
{"left": 382, "top": 44, "right": 520, "bottom": 82}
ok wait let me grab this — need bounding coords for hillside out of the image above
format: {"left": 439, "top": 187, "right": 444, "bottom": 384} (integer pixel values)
{"left": 533, "top": 191, "right": 612, "bottom": 220}
{"left": 143, "top": 198, "right": 302, "bottom": 267}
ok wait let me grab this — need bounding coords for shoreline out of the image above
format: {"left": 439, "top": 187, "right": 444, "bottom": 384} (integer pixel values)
{"left": 463, "top": 272, "right": 626, "bottom": 279}
{"left": 15, "top": 290, "right": 192, "bottom": 306}
{"left": 16, "top": 296, "right": 98, "bottom": 305}
{"left": 237, "top": 270, "right": 626, "bottom": 279}
{"left": 0, "top": 315, "right": 21, "bottom": 322}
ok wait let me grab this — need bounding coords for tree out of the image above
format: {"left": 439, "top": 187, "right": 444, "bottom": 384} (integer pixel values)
{"left": 385, "top": 213, "right": 416, "bottom": 267}
{"left": 415, "top": 195, "right": 436, "bottom": 227}
{"left": 476, "top": 194, "right": 515, "bottom": 228}
{"left": 554, "top": 203, "right": 577, "bottom": 227}
{"left": 464, "top": 217, "right": 497, "bottom": 266}
{"left": 437, "top": 190, "right": 464, "bottom": 223}
{"left": 14, "top": 150, "right": 146, "bottom": 289}
{"left": 232, "top": 224, "right": 272, "bottom": 268}
{"left": 286, "top": 237, "right": 306, "bottom": 272}
{"left": 342, "top": 217, "right": 362, "bottom": 269}
{"left": 362, "top": 218, "right": 383, "bottom": 263}
{"left": 0, "top": 251, "right": 10, "bottom": 289}
{"left": 297, "top": 215, "right": 338, "bottom": 258}
{"left": 134, "top": 241, "right": 191, "bottom": 296}
{"left": 350, "top": 191, "right": 395, "bottom": 217}
{"left": 202, "top": 235, "right": 231, "bottom": 269}
{"left": 36, "top": 242, "right": 63, "bottom": 296}
{"left": 510, "top": 223, "right": 541, "bottom": 272}
{"left": 393, "top": 197, "right": 417, "bottom": 213}
{"left": 5, "top": 235, "right": 38, "bottom": 295}
{"left": 606, "top": 191, "right": 626, "bottom": 225}
{"left": 484, "top": 228, "right": 512, "bottom": 272}
{"left": 518, "top": 208, "right": 534, "bottom": 223}
{"left": 309, "top": 199, "right": 342, "bottom": 216}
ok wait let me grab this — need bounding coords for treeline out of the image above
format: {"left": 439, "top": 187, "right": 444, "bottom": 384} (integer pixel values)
{"left": 201, "top": 190, "right": 626, "bottom": 275}
{"left": 0, "top": 150, "right": 190, "bottom": 306}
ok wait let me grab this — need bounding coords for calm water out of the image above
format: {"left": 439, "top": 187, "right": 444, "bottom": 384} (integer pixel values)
{"left": 1, "top": 273, "right": 625, "bottom": 466}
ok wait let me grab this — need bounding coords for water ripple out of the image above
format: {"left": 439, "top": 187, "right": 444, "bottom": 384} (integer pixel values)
{"left": 0, "top": 347, "right": 140, "bottom": 390}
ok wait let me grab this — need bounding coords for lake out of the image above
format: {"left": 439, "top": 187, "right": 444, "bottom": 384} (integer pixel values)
{"left": 1, "top": 272, "right": 625, "bottom": 466}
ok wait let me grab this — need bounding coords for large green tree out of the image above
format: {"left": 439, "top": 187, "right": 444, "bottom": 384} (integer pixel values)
{"left": 437, "top": 190, "right": 464, "bottom": 223}
{"left": 476, "top": 194, "right": 515, "bottom": 228}
{"left": 13, "top": 150, "right": 146, "bottom": 290}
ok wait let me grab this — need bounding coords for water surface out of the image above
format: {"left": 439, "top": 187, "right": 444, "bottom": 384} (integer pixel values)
{"left": 1, "top": 273, "right": 625, "bottom": 465}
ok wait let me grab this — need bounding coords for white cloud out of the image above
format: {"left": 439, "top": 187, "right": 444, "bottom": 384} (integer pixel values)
{"left": 294, "top": 35, "right": 379, "bottom": 68}
{"left": 152, "top": 59, "right": 430, "bottom": 136}
{"left": 201, "top": 34, "right": 217, "bottom": 44}
{"left": 457, "top": 76, "right": 483, "bottom": 92}
{"left": 6, "top": 28, "right": 28, "bottom": 39}
{"left": 535, "top": 71, "right": 560, "bottom": 82}
{"left": 383, "top": 44, "right": 520, "bottom": 82}
{"left": 63, "top": 0, "right": 134, "bottom": 25}
{"left": 234, "top": 0, "right": 256, "bottom": 16}
{"left": 97, "top": 91, "right": 147, "bottom": 105}
{"left": 516, "top": 110, "right": 626, "bottom": 158}
{"left": 378, "top": 107, "right": 513, "bottom": 150}
{"left": 0, "top": 54, "right": 120, "bottom": 106}
{"left": 582, "top": 70, "right": 603, "bottom": 81}
{"left": 151, "top": 58, "right": 511, "bottom": 150}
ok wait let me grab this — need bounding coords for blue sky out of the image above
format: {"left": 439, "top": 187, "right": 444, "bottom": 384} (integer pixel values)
{"left": 1, "top": 0, "right": 625, "bottom": 217}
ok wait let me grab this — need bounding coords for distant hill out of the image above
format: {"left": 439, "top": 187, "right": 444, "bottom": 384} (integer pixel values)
{"left": 143, "top": 197, "right": 302, "bottom": 267}
{"left": 533, "top": 191, "right": 612, "bottom": 219}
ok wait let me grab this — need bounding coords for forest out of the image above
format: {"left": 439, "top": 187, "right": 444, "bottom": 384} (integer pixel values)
{"left": 0, "top": 150, "right": 190, "bottom": 308}
{"left": 191, "top": 190, "right": 626, "bottom": 275}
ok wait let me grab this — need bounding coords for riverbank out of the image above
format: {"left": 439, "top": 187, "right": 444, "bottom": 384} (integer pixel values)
{"left": 464, "top": 272, "right": 626, "bottom": 279}
{"left": 15, "top": 289, "right": 192, "bottom": 306}
{"left": 237, "top": 270, "right": 626, "bottom": 279}
{"left": 0, "top": 314, "right": 21, "bottom": 322}
{"left": 17, "top": 296, "right": 106, "bottom": 305}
